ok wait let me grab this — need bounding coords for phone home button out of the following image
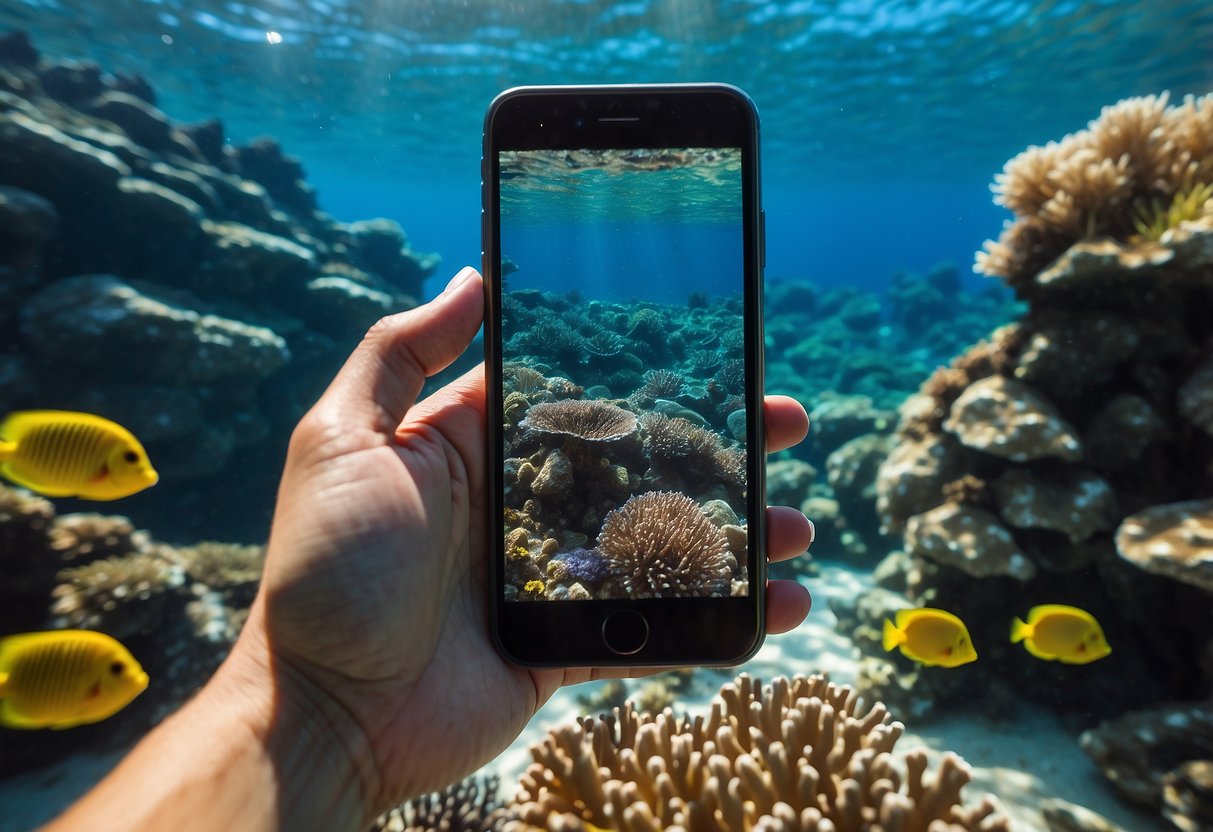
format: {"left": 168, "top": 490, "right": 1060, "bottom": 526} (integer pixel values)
{"left": 601, "top": 610, "right": 648, "bottom": 656}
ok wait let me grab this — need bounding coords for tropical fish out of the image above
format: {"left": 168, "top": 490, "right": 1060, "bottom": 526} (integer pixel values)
{"left": 0, "top": 410, "right": 158, "bottom": 500}
{"left": 1011, "top": 604, "right": 1111, "bottom": 664}
{"left": 882, "top": 608, "right": 977, "bottom": 668}
{"left": 0, "top": 630, "right": 149, "bottom": 729}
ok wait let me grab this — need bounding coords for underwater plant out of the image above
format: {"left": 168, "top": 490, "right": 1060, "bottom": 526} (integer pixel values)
{"left": 1130, "top": 179, "right": 1213, "bottom": 242}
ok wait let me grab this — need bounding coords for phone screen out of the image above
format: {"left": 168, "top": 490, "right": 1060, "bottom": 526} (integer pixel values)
{"left": 485, "top": 86, "right": 763, "bottom": 665}
{"left": 498, "top": 147, "right": 749, "bottom": 601}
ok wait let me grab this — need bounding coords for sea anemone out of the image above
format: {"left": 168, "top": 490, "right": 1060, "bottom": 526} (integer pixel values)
{"left": 596, "top": 491, "right": 731, "bottom": 598}
{"left": 520, "top": 400, "right": 639, "bottom": 443}
{"left": 584, "top": 331, "right": 629, "bottom": 357}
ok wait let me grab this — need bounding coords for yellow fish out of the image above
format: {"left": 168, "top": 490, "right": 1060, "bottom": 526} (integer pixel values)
{"left": 1011, "top": 604, "right": 1110, "bottom": 665}
{"left": 0, "top": 410, "right": 158, "bottom": 500}
{"left": 882, "top": 608, "right": 977, "bottom": 668}
{"left": 0, "top": 630, "right": 149, "bottom": 729}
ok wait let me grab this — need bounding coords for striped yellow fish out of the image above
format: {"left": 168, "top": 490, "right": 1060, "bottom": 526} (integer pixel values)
{"left": 0, "top": 410, "right": 158, "bottom": 500}
{"left": 0, "top": 630, "right": 149, "bottom": 729}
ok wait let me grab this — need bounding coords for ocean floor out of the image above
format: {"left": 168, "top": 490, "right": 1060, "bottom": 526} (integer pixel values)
{"left": 487, "top": 563, "right": 1168, "bottom": 832}
{"left": 0, "top": 565, "right": 1166, "bottom": 832}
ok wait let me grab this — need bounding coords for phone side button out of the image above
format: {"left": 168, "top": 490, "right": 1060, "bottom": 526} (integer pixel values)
{"left": 601, "top": 609, "right": 648, "bottom": 656}
{"left": 760, "top": 208, "right": 766, "bottom": 269}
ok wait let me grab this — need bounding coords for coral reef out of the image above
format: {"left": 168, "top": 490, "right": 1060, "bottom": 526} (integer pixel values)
{"left": 977, "top": 93, "right": 1213, "bottom": 292}
{"left": 370, "top": 776, "right": 507, "bottom": 832}
{"left": 504, "top": 673, "right": 1008, "bottom": 831}
{"left": 0, "top": 32, "right": 438, "bottom": 540}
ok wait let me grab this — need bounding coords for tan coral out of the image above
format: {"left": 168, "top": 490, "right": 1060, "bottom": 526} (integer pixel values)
{"left": 48, "top": 512, "right": 140, "bottom": 564}
{"left": 1115, "top": 499, "right": 1213, "bottom": 592}
{"left": 977, "top": 93, "right": 1213, "bottom": 288}
{"left": 905, "top": 503, "right": 1036, "bottom": 581}
{"left": 521, "top": 400, "right": 639, "bottom": 443}
{"left": 177, "top": 541, "right": 265, "bottom": 587}
{"left": 51, "top": 550, "right": 185, "bottom": 635}
{"left": 943, "top": 375, "right": 1082, "bottom": 463}
{"left": 504, "top": 674, "right": 1008, "bottom": 832}
{"left": 597, "top": 491, "right": 731, "bottom": 598}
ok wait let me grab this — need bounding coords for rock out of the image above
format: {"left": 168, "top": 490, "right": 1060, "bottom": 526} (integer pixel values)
{"left": 726, "top": 408, "right": 747, "bottom": 442}
{"left": 905, "top": 503, "right": 1036, "bottom": 580}
{"left": 20, "top": 274, "right": 290, "bottom": 383}
{"left": 875, "top": 433, "right": 969, "bottom": 532}
{"left": 299, "top": 275, "right": 397, "bottom": 334}
{"left": 180, "top": 118, "right": 227, "bottom": 166}
{"left": 38, "top": 60, "right": 104, "bottom": 103}
{"left": 197, "top": 220, "right": 316, "bottom": 294}
{"left": 700, "top": 499, "right": 738, "bottom": 528}
{"left": 89, "top": 91, "right": 174, "bottom": 150}
{"left": 943, "top": 374, "right": 1082, "bottom": 462}
{"left": 809, "top": 394, "right": 897, "bottom": 456}
{"left": 1084, "top": 393, "right": 1170, "bottom": 469}
{"left": 766, "top": 459, "right": 818, "bottom": 506}
{"left": 1081, "top": 700, "right": 1213, "bottom": 808}
{"left": 1012, "top": 311, "right": 1141, "bottom": 396}
{"left": 1115, "top": 499, "right": 1213, "bottom": 592}
{"left": 344, "top": 217, "right": 439, "bottom": 297}
{"left": 0, "top": 31, "right": 38, "bottom": 67}
{"left": 1163, "top": 760, "right": 1213, "bottom": 832}
{"left": 233, "top": 136, "right": 317, "bottom": 217}
{"left": 0, "top": 111, "right": 130, "bottom": 199}
{"left": 531, "top": 449, "right": 573, "bottom": 498}
{"left": 652, "top": 398, "right": 708, "bottom": 426}
{"left": 1040, "top": 798, "right": 1130, "bottom": 832}
{"left": 992, "top": 467, "right": 1118, "bottom": 543}
{"left": 0, "top": 185, "right": 57, "bottom": 270}
{"left": 1178, "top": 354, "right": 1213, "bottom": 439}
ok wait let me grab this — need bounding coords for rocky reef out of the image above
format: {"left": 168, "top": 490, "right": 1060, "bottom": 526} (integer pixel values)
{"left": 0, "top": 30, "right": 439, "bottom": 542}
{"left": 852, "top": 93, "right": 1213, "bottom": 831}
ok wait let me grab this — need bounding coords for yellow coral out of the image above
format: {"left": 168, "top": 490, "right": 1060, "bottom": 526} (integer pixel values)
{"left": 1131, "top": 180, "right": 1213, "bottom": 242}
{"left": 523, "top": 579, "right": 545, "bottom": 595}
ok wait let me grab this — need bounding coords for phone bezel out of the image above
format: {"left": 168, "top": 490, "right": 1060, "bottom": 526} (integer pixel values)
{"left": 483, "top": 84, "right": 766, "bottom": 667}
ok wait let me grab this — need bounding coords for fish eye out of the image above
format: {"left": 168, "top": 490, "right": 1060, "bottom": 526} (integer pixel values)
{"left": 123, "top": 450, "right": 139, "bottom": 464}
{"left": 110, "top": 661, "right": 125, "bottom": 675}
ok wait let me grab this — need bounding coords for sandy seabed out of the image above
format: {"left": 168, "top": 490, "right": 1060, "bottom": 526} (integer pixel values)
{"left": 0, "top": 565, "right": 1167, "bottom": 831}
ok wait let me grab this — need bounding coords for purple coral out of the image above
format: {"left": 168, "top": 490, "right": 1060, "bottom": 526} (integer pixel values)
{"left": 553, "top": 547, "right": 612, "bottom": 587}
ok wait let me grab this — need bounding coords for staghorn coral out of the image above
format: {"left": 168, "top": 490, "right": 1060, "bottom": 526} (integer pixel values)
{"left": 521, "top": 400, "right": 639, "bottom": 443}
{"left": 977, "top": 92, "right": 1213, "bottom": 289}
{"left": 596, "top": 491, "right": 731, "bottom": 598}
{"left": 505, "top": 673, "right": 1008, "bottom": 832}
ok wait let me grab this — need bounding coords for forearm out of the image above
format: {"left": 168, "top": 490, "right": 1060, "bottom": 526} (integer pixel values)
{"left": 45, "top": 613, "right": 376, "bottom": 832}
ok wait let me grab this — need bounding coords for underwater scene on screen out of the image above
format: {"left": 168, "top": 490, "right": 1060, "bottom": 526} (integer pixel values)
{"left": 2, "top": 1, "right": 1213, "bottom": 830}
{"left": 499, "top": 147, "right": 751, "bottom": 603}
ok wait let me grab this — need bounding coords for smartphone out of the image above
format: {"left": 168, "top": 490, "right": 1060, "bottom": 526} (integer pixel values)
{"left": 483, "top": 84, "right": 765, "bottom": 667}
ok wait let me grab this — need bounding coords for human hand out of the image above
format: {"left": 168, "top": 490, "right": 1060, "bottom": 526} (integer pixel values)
{"left": 223, "top": 266, "right": 815, "bottom": 821}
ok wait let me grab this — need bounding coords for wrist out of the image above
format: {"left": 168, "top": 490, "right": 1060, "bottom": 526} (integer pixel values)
{"left": 213, "top": 603, "right": 383, "bottom": 828}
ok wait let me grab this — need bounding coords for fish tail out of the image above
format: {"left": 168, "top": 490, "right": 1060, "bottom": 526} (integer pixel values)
{"left": 1010, "top": 617, "right": 1029, "bottom": 643}
{"left": 882, "top": 619, "right": 905, "bottom": 652}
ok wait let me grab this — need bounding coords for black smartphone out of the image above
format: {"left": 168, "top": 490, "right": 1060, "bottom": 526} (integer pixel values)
{"left": 483, "top": 84, "right": 765, "bottom": 667}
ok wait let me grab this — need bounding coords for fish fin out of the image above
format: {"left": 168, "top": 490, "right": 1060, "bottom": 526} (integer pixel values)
{"left": 882, "top": 619, "right": 905, "bottom": 652}
{"left": 1010, "top": 617, "right": 1030, "bottom": 644}
{"left": 0, "top": 670, "right": 7, "bottom": 698}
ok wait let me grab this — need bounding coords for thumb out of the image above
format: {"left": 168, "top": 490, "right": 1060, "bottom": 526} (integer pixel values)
{"left": 314, "top": 267, "right": 484, "bottom": 432}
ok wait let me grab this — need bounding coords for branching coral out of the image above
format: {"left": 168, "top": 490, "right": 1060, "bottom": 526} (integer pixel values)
{"left": 505, "top": 673, "right": 1008, "bottom": 831}
{"left": 597, "top": 491, "right": 731, "bottom": 598}
{"left": 977, "top": 92, "right": 1213, "bottom": 288}
{"left": 521, "top": 400, "right": 639, "bottom": 444}
{"left": 47, "top": 512, "right": 139, "bottom": 564}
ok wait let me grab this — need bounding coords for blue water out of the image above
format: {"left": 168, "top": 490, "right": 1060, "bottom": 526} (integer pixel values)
{"left": 6, "top": 0, "right": 1211, "bottom": 296}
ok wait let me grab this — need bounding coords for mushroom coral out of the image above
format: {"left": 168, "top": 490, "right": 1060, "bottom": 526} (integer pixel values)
{"left": 505, "top": 673, "right": 1008, "bottom": 831}
{"left": 977, "top": 92, "right": 1213, "bottom": 290}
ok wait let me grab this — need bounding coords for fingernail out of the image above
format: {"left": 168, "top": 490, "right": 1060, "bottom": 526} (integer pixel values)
{"left": 440, "top": 267, "right": 477, "bottom": 297}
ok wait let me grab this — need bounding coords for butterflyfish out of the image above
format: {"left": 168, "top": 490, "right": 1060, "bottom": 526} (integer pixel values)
{"left": 1011, "top": 604, "right": 1110, "bottom": 664}
{"left": 0, "top": 410, "right": 158, "bottom": 500}
{"left": 882, "top": 608, "right": 977, "bottom": 668}
{"left": 0, "top": 630, "right": 149, "bottom": 729}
